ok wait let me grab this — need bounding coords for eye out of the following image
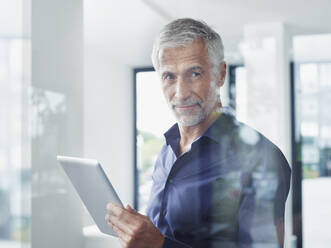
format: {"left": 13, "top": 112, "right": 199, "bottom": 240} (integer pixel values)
{"left": 187, "top": 67, "right": 203, "bottom": 79}
{"left": 192, "top": 71, "right": 201, "bottom": 77}
{"left": 166, "top": 74, "right": 174, "bottom": 80}
{"left": 162, "top": 73, "right": 175, "bottom": 81}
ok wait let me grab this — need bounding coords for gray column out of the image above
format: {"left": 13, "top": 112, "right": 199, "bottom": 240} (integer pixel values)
{"left": 31, "top": 0, "right": 84, "bottom": 247}
{"left": 241, "top": 22, "right": 293, "bottom": 247}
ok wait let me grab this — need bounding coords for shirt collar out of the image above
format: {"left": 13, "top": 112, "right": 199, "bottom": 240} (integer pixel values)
{"left": 203, "top": 111, "right": 236, "bottom": 143}
{"left": 164, "top": 108, "right": 237, "bottom": 145}
{"left": 164, "top": 122, "right": 180, "bottom": 146}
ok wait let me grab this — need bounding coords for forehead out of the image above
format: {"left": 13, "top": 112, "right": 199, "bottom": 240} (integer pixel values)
{"left": 158, "top": 40, "right": 211, "bottom": 71}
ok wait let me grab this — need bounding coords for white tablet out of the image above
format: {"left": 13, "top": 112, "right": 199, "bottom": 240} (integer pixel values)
{"left": 57, "top": 155, "right": 123, "bottom": 236}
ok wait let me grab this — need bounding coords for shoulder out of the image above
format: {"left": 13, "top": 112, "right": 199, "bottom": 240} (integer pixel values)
{"left": 230, "top": 118, "right": 291, "bottom": 176}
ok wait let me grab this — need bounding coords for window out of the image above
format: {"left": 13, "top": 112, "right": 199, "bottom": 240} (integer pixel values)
{"left": 293, "top": 61, "right": 331, "bottom": 247}
{"left": 134, "top": 68, "right": 176, "bottom": 213}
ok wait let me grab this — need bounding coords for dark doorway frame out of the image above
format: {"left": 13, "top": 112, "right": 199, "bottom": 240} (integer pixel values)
{"left": 133, "top": 67, "right": 155, "bottom": 210}
{"left": 290, "top": 61, "right": 302, "bottom": 248}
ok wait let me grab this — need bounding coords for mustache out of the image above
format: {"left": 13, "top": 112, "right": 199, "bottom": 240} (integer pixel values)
{"left": 170, "top": 97, "right": 202, "bottom": 107}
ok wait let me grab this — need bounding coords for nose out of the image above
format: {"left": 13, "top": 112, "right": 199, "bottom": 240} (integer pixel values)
{"left": 174, "top": 77, "right": 190, "bottom": 100}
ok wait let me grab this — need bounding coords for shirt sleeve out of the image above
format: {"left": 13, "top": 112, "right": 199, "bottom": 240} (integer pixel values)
{"left": 162, "top": 237, "right": 192, "bottom": 248}
{"left": 274, "top": 150, "right": 291, "bottom": 222}
{"left": 237, "top": 145, "right": 291, "bottom": 247}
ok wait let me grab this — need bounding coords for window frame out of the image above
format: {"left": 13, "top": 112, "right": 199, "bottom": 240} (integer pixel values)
{"left": 133, "top": 67, "right": 156, "bottom": 210}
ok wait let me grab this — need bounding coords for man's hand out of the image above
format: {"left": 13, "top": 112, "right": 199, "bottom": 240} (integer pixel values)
{"left": 105, "top": 203, "right": 165, "bottom": 248}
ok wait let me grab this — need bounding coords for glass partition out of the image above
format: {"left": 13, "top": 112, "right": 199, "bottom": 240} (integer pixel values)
{"left": 294, "top": 60, "right": 331, "bottom": 247}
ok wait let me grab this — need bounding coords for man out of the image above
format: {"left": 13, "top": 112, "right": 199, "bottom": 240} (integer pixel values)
{"left": 105, "top": 18, "right": 291, "bottom": 248}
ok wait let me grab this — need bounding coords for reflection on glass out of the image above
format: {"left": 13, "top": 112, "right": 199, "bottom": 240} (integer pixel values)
{"left": 295, "top": 61, "right": 331, "bottom": 247}
{"left": 234, "top": 66, "right": 247, "bottom": 123}
{"left": 30, "top": 87, "right": 67, "bottom": 197}
{"left": 297, "top": 62, "right": 331, "bottom": 179}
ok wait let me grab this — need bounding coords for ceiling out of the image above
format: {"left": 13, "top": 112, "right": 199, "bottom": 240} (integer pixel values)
{"left": 85, "top": 0, "right": 331, "bottom": 65}
{"left": 2, "top": 0, "right": 331, "bottom": 63}
{"left": 146, "top": 0, "right": 331, "bottom": 35}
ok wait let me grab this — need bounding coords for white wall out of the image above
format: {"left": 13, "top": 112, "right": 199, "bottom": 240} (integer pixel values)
{"left": 83, "top": 1, "right": 169, "bottom": 246}
{"left": 241, "top": 23, "right": 293, "bottom": 247}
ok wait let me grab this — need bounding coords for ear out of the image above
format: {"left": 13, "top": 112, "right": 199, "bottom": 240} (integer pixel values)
{"left": 216, "top": 62, "right": 227, "bottom": 87}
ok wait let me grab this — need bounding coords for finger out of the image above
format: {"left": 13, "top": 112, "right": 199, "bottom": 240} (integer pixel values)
{"left": 107, "top": 204, "right": 146, "bottom": 233}
{"left": 107, "top": 203, "right": 130, "bottom": 217}
{"left": 126, "top": 204, "right": 134, "bottom": 210}
{"left": 105, "top": 214, "right": 114, "bottom": 226}
{"left": 112, "top": 207, "right": 137, "bottom": 226}
{"left": 108, "top": 204, "right": 144, "bottom": 227}
{"left": 106, "top": 202, "right": 122, "bottom": 214}
{"left": 125, "top": 204, "right": 137, "bottom": 214}
{"left": 119, "top": 239, "right": 127, "bottom": 248}
{"left": 106, "top": 212, "right": 139, "bottom": 242}
{"left": 105, "top": 213, "right": 110, "bottom": 223}
{"left": 125, "top": 205, "right": 148, "bottom": 219}
{"left": 112, "top": 224, "right": 131, "bottom": 244}
{"left": 108, "top": 214, "right": 135, "bottom": 235}
{"left": 125, "top": 205, "right": 148, "bottom": 220}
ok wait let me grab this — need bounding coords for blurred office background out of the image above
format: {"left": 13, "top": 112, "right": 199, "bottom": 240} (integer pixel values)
{"left": 1, "top": 0, "right": 331, "bottom": 247}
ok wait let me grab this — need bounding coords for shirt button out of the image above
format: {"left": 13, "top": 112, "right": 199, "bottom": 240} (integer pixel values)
{"left": 162, "top": 210, "right": 167, "bottom": 216}
{"left": 169, "top": 179, "right": 173, "bottom": 184}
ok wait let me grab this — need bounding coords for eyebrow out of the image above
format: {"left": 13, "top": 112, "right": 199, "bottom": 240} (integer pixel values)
{"left": 186, "top": 66, "right": 204, "bottom": 73}
{"left": 160, "top": 66, "right": 204, "bottom": 78}
{"left": 161, "top": 71, "right": 175, "bottom": 78}
{"left": 188, "top": 66, "right": 202, "bottom": 70}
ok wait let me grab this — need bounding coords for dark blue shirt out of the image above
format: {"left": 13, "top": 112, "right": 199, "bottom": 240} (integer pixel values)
{"left": 146, "top": 112, "right": 291, "bottom": 248}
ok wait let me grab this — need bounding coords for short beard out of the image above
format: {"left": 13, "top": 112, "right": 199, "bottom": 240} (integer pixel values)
{"left": 170, "top": 80, "right": 220, "bottom": 127}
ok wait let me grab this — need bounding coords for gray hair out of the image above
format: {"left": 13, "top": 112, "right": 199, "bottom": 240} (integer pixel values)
{"left": 151, "top": 18, "right": 224, "bottom": 71}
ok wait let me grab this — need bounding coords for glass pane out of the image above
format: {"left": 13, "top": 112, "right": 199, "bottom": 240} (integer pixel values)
{"left": 235, "top": 66, "right": 247, "bottom": 123}
{"left": 320, "top": 63, "right": 331, "bottom": 87}
{"left": 296, "top": 61, "right": 331, "bottom": 247}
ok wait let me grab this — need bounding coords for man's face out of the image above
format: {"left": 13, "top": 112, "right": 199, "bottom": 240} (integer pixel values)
{"left": 158, "top": 40, "right": 223, "bottom": 126}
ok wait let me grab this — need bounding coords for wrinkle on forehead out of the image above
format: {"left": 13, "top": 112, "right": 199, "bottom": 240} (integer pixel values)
{"left": 158, "top": 40, "right": 212, "bottom": 72}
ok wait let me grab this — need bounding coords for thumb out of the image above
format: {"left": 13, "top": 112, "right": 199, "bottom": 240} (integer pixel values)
{"left": 125, "top": 204, "right": 137, "bottom": 214}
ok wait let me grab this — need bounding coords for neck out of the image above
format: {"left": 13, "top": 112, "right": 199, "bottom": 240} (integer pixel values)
{"left": 178, "top": 104, "right": 222, "bottom": 153}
